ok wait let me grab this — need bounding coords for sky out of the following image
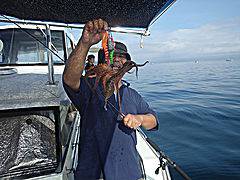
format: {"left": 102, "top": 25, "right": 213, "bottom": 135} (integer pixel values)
{"left": 112, "top": 0, "right": 240, "bottom": 62}
{"left": 1, "top": 0, "right": 240, "bottom": 63}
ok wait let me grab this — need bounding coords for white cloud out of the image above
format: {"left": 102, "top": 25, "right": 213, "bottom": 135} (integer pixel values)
{"left": 123, "top": 17, "right": 240, "bottom": 61}
{"left": 68, "top": 17, "right": 240, "bottom": 62}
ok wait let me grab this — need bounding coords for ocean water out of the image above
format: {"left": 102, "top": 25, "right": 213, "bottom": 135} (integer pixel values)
{"left": 125, "top": 60, "right": 240, "bottom": 180}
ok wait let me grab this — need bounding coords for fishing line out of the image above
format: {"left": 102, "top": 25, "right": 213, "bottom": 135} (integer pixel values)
{"left": 1, "top": 14, "right": 126, "bottom": 116}
{"left": 1, "top": 15, "right": 115, "bottom": 64}
{"left": 1, "top": 14, "right": 65, "bottom": 62}
{"left": 1, "top": 0, "right": 81, "bottom": 63}
{"left": 84, "top": 78, "right": 125, "bottom": 118}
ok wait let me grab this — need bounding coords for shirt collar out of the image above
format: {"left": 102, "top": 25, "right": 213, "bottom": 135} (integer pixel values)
{"left": 121, "top": 79, "right": 130, "bottom": 87}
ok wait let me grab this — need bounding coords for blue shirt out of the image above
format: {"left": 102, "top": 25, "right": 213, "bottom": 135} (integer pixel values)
{"left": 63, "top": 77, "right": 158, "bottom": 180}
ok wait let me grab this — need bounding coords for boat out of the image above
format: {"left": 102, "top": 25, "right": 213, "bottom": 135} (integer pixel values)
{"left": 0, "top": 0, "right": 190, "bottom": 179}
{"left": 0, "top": 23, "right": 78, "bottom": 180}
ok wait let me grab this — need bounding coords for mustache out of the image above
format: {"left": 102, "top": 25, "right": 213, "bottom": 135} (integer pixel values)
{"left": 112, "top": 62, "right": 123, "bottom": 69}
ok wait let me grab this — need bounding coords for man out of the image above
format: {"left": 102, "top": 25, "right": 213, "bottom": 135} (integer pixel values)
{"left": 63, "top": 19, "right": 158, "bottom": 180}
{"left": 85, "top": 54, "right": 95, "bottom": 72}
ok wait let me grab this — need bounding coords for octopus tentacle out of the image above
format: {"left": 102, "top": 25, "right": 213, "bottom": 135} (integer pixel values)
{"left": 84, "top": 60, "right": 148, "bottom": 110}
{"left": 136, "top": 60, "right": 149, "bottom": 67}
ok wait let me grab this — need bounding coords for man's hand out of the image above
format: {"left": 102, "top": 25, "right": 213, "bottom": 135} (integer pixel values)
{"left": 81, "top": 19, "right": 108, "bottom": 47}
{"left": 123, "top": 113, "right": 157, "bottom": 130}
{"left": 123, "top": 114, "right": 143, "bottom": 129}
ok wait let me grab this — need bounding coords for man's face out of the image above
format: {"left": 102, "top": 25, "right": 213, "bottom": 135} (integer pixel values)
{"left": 113, "top": 54, "right": 127, "bottom": 71}
{"left": 89, "top": 58, "right": 94, "bottom": 64}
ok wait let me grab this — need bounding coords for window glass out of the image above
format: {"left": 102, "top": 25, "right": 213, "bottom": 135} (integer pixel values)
{"left": 0, "top": 28, "right": 64, "bottom": 64}
{"left": 51, "top": 30, "right": 65, "bottom": 63}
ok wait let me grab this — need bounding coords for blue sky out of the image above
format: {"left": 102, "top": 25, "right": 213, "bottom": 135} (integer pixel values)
{"left": 112, "top": 0, "right": 240, "bottom": 62}
{"left": 1, "top": 0, "right": 239, "bottom": 63}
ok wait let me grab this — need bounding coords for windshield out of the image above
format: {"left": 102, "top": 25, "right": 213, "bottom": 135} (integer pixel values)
{"left": 0, "top": 28, "right": 65, "bottom": 65}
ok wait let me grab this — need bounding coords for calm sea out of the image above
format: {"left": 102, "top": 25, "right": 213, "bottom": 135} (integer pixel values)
{"left": 125, "top": 59, "right": 240, "bottom": 180}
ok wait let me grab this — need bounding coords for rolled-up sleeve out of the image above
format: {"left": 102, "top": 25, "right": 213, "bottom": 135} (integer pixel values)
{"left": 135, "top": 92, "right": 159, "bottom": 131}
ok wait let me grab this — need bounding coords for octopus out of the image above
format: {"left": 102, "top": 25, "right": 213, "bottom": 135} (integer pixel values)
{"left": 85, "top": 60, "right": 149, "bottom": 110}
{"left": 85, "top": 63, "right": 113, "bottom": 90}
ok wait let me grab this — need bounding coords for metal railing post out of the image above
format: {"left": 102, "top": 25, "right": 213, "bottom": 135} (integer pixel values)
{"left": 46, "top": 24, "right": 55, "bottom": 84}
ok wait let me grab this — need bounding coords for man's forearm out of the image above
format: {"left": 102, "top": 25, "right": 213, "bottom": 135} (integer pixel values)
{"left": 123, "top": 113, "right": 157, "bottom": 130}
{"left": 63, "top": 19, "right": 108, "bottom": 91}
{"left": 63, "top": 40, "right": 90, "bottom": 91}
{"left": 136, "top": 114, "right": 157, "bottom": 130}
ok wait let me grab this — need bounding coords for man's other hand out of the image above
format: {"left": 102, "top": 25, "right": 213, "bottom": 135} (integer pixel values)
{"left": 123, "top": 113, "right": 157, "bottom": 130}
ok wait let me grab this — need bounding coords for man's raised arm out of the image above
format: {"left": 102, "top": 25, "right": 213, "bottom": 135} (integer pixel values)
{"left": 63, "top": 19, "right": 108, "bottom": 91}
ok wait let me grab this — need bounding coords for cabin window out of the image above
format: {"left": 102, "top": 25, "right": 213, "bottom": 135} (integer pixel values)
{"left": 66, "top": 35, "right": 74, "bottom": 58}
{"left": 0, "top": 28, "right": 65, "bottom": 65}
{"left": 51, "top": 30, "right": 65, "bottom": 63}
